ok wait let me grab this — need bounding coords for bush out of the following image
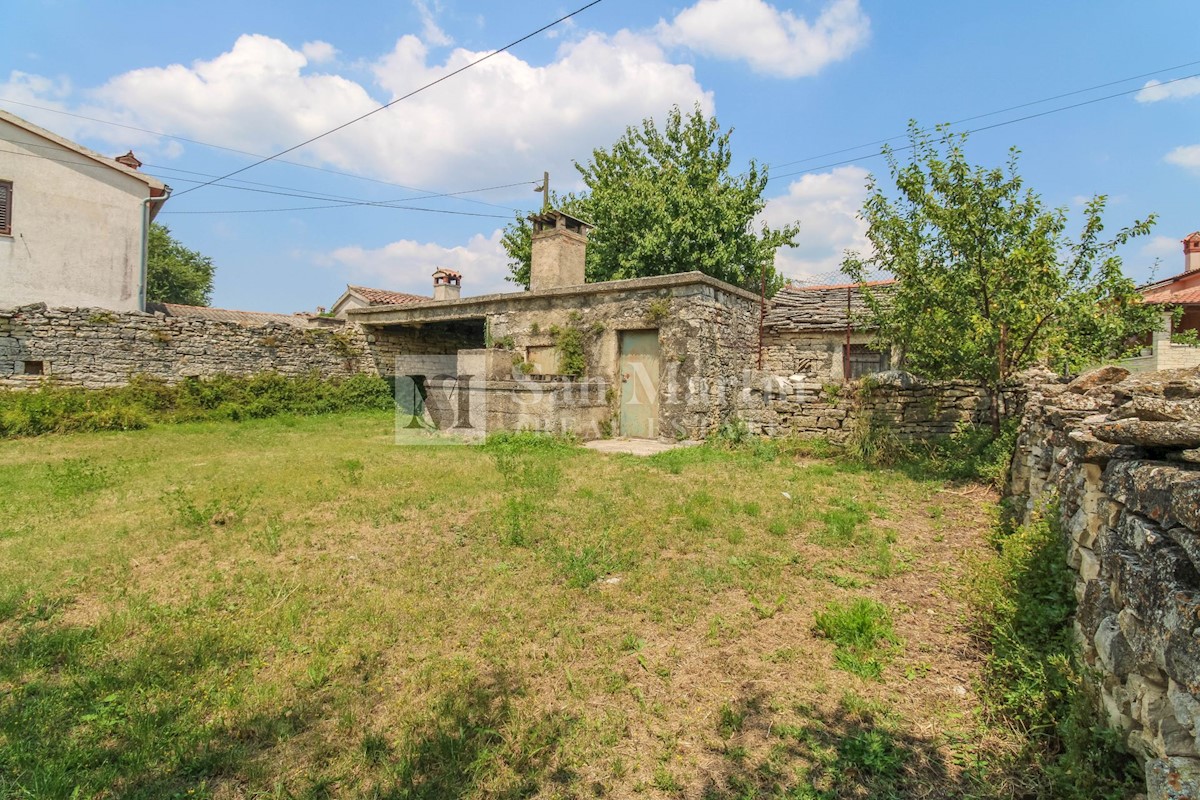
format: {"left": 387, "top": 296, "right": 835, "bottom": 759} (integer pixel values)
{"left": 0, "top": 372, "right": 395, "bottom": 438}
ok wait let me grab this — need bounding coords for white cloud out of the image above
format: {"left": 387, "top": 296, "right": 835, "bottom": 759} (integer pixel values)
{"left": 319, "top": 229, "right": 514, "bottom": 296}
{"left": 1140, "top": 234, "right": 1182, "bottom": 264}
{"left": 301, "top": 41, "right": 338, "bottom": 64}
{"left": 1135, "top": 77, "right": 1200, "bottom": 103}
{"left": 412, "top": 0, "right": 452, "bottom": 46}
{"left": 656, "top": 0, "right": 869, "bottom": 78}
{"left": 760, "top": 166, "right": 870, "bottom": 281}
{"left": 6, "top": 31, "right": 711, "bottom": 190}
{"left": 1166, "top": 144, "right": 1200, "bottom": 170}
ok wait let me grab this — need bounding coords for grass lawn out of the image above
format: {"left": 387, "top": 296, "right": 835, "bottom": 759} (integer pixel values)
{"left": 0, "top": 411, "right": 1017, "bottom": 799}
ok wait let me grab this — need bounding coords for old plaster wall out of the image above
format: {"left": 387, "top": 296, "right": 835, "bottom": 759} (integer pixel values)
{"left": 1008, "top": 366, "right": 1200, "bottom": 800}
{"left": 0, "top": 303, "right": 372, "bottom": 388}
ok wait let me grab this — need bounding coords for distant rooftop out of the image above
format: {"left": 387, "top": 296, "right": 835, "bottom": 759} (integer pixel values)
{"left": 346, "top": 285, "right": 429, "bottom": 306}
{"left": 764, "top": 280, "right": 895, "bottom": 333}
{"left": 148, "top": 302, "right": 310, "bottom": 327}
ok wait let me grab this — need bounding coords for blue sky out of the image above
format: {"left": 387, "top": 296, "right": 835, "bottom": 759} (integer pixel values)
{"left": 4, "top": 0, "right": 1199, "bottom": 312}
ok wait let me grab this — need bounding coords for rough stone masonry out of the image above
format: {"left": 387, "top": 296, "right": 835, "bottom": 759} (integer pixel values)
{"left": 1008, "top": 366, "right": 1200, "bottom": 800}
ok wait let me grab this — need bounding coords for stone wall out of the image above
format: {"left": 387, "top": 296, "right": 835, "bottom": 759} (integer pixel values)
{"left": 360, "top": 275, "right": 761, "bottom": 441}
{"left": 1007, "top": 366, "right": 1200, "bottom": 799}
{"left": 0, "top": 303, "right": 373, "bottom": 388}
{"left": 736, "top": 370, "right": 1010, "bottom": 442}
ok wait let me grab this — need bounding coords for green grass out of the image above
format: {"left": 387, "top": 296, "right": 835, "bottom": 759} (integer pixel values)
{"left": 0, "top": 413, "right": 1099, "bottom": 798}
{"left": 814, "top": 598, "right": 901, "bottom": 680}
{"left": 966, "top": 512, "right": 1143, "bottom": 798}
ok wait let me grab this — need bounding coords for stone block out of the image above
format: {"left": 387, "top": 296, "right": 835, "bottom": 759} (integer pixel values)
{"left": 1146, "top": 756, "right": 1200, "bottom": 800}
{"left": 1096, "top": 614, "right": 1137, "bottom": 677}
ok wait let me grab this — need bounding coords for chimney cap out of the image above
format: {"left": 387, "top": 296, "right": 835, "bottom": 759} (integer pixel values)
{"left": 529, "top": 209, "right": 594, "bottom": 235}
{"left": 432, "top": 268, "right": 462, "bottom": 286}
{"left": 114, "top": 150, "right": 142, "bottom": 170}
{"left": 1184, "top": 231, "right": 1200, "bottom": 247}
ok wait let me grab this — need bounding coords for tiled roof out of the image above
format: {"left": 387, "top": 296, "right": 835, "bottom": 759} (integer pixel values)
{"left": 1142, "top": 270, "right": 1200, "bottom": 306}
{"left": 431, "top": 268, "right": 462, "bottom": 279}
{"left": 148, "top": 303, "right": 310, "bottom": 327}
{"left": 764, "top": 281, "right": 895, "bottom": 333}
{"left": 1145, "top": 286, "right": 1200, "bottom": 305}
{"left": 348, "top": 285, "right": 429, "bottom": 306}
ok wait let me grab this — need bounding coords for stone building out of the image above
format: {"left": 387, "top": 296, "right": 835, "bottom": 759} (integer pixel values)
{"left": 761, "top": 280, "right": 895, "bottom": 382}
{"left": 349, "top": 210, "right": 762, "bottom": 441}
{"left": 0, "top": 109, "right": 170, "bottom": 312}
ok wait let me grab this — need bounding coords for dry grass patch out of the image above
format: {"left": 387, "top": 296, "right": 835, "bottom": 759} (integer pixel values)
{"left": 0, "top": 413, "right": 1019, "bottom": 798}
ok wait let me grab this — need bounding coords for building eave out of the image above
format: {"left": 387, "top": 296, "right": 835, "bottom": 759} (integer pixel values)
{"left": 347, "top": 271, "right": 761, "bottom": 325}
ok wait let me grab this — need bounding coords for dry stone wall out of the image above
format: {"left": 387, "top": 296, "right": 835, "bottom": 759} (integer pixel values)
{"left": 1008, "top": 366, "right": 1200, "bottom": 800}
{"left": 0, "top": 303, "right": 373, "bottom": 388}
{"left": 736, "top": 370, "right": 1012, "bottom": 441}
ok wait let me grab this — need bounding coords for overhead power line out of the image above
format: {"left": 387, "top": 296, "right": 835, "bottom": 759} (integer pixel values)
{"left": 0, "top": 141, "right": 517, "bottom": 219}
{"left": 0, "top": 96, "right": 524, "bottom": 213}
{"left": 766, "top": 70, "right": 1200, "bottom": 183}
{"left": 170, "top": 0, "right": 605, "bottom": 199}
{"left": 768, "top": 57, "right": 1200, "bottom": 172}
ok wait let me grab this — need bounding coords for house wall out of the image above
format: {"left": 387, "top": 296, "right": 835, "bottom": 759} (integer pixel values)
{"left": 761, "top": 330, "right": 880, "bottom": 382}
{"left": 1121, "top": 318, "right": 1200, "bottom": 373}
{"left": 360, "top": 278, "right": 760, "bottom": 440}
{"left": 0, "top": 304, "right": 371, "bottom": 388}
{"left": 0, "top": 118, "right": 152, "bottom": 312}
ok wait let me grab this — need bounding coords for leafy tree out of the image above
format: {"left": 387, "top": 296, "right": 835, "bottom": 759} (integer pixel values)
{"left": 502, "top": 105, "right": 799, "bottom": 293}
{"left": 843, "top": 124, "right": 1159, "bottom": 430}
{"left": 146, "top": 223, "right": 216, "bottom": 306}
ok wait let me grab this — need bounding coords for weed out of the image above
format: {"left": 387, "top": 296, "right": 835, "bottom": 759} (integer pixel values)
{"left": 336, "top": 458, "right": 364, "bottom": 485}
{"left": 814, "top": 598, "right": 900, "bottom": 680}
{"left": 646, "top": 298, "right": 671, "bottom": 322}
{"left": 45, "top": 458, "right": 110, "bottom": 497}
{"left": 968, "top": 510, "right": 1142, "bottom": 798}
{"left": 748, "top": 592, "right": 786, "bottom": 620}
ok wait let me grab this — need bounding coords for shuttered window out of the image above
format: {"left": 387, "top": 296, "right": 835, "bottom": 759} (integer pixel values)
{"left": 0, "top": 181, "right": 11, "bottom": 236}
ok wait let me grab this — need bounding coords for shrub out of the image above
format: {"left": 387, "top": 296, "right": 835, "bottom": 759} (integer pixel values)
{"left": 0, "top": 373, "right": 394, "bottom": 439}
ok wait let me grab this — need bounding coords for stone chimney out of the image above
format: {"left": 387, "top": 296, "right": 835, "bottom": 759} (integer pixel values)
{"left": 1185, "top": 232, "right": 1200, "bottom": 273}
{"left": 114, "top": 150, "right": 142, "bottom": 170}
{"left": 433, "top": 268, "right": 462, "bottom": 301}
{"left": 529, "top": 210, "right": 593, "bottom": 291}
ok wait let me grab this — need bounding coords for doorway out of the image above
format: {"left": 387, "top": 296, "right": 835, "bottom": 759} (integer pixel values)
{"left": 618, "top": 330, "right": 661, "bottom": 439}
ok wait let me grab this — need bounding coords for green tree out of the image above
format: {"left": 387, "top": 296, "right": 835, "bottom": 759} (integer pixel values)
{"left": 146, "top": 223, "right": 216, "bottom": 306}
{"left": 502, "top": 105, "right": 799, "bottom": 293}
{"left": 843, "top": 124, "right": 1159, "bottom": 430}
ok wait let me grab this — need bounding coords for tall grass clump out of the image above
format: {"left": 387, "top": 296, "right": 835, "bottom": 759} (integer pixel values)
{"left": 814, "top": 598, "right": 900, "bottom": 680}
{"left": 967, "top": 510, "right": 1142, "bottom": 798}
{"left": 0, "top": 372, "right": 394, "bottom": 438}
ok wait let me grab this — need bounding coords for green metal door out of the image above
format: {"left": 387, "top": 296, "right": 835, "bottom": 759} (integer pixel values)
{"left": 619, "top": 330, "right": 660, "bottom": 439}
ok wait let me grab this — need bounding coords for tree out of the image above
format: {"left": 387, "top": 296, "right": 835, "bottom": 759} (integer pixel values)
{"left": 842, "top": 124, "right": 1159, "bottom": 431}
{"left": 502, "top": 105, "right": 799, "bottom": 293}
{"left": 146, "top": 223, "right": 216, "bottom": 306}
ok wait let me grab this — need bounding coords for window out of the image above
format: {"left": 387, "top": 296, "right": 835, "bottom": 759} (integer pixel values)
{"left": 21, "top": 360, "right": 44, "bottom": 376}
{"left": 847, "top": 344, "right": 889, "bottom": 379}
{"left": 0, "top": 181, "right": 10, "bottom": 236}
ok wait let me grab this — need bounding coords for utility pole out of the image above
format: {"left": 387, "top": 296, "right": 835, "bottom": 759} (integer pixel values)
{"left": 534, "top": 171, "right": 549, "bottom": 212}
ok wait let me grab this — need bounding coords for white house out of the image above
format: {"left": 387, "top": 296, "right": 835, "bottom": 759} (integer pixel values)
{"left": 0, "top": 109, "right": 169, "bottom": 312}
